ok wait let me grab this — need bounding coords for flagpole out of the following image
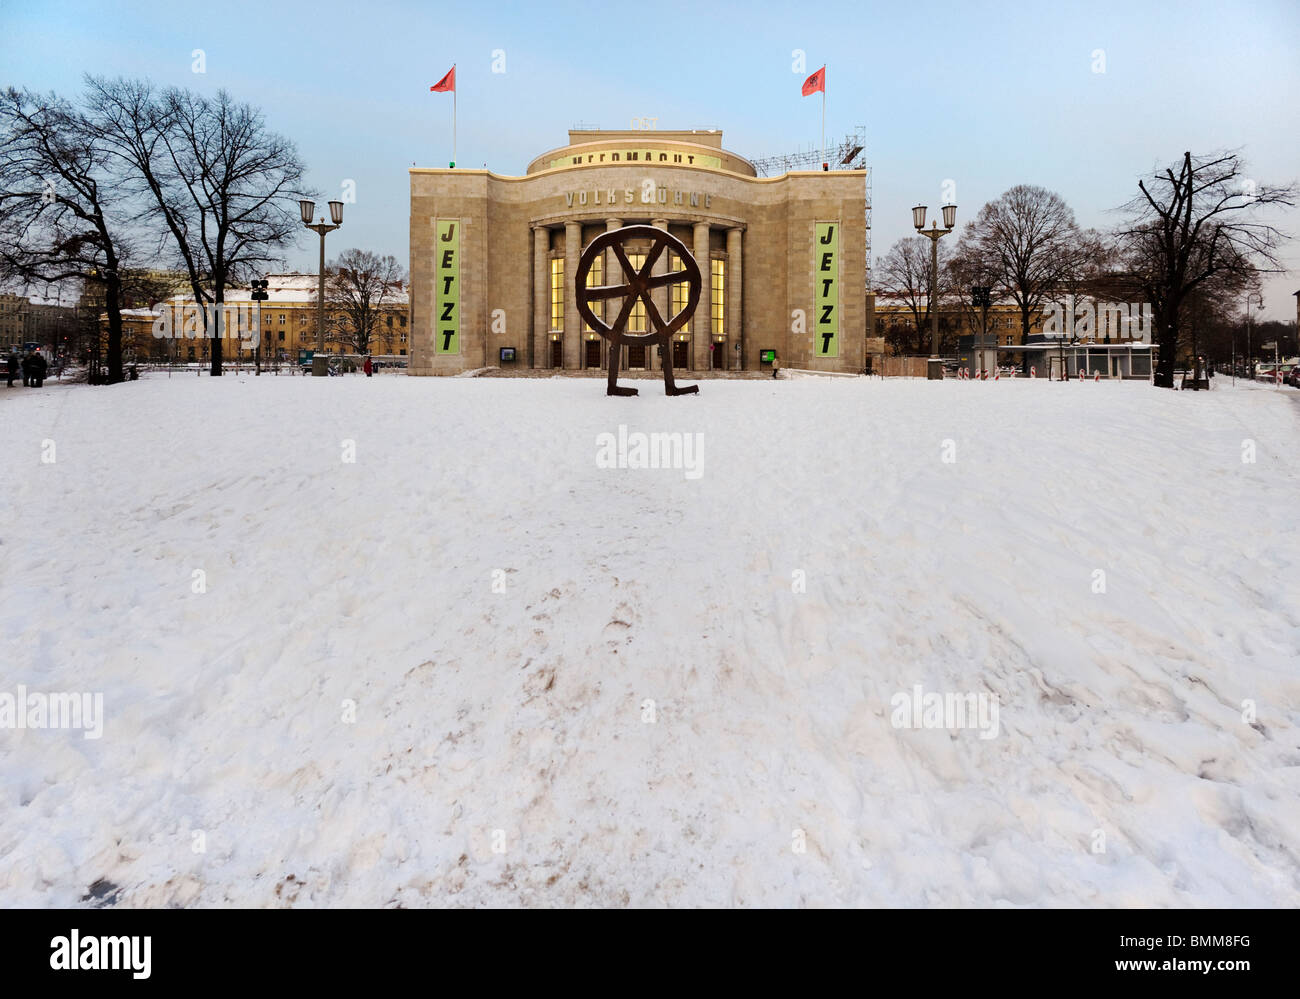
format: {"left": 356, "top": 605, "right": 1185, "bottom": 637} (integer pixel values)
{"left": 820, "top": 85, "right": 826, "bottom": 168}
{"left": 453, "top": 64, "right": 457, "bottom": 167}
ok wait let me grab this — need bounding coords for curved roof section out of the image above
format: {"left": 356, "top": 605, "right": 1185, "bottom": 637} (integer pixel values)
{"left": 526, "top": 129, "right": 757, "bottom": 178}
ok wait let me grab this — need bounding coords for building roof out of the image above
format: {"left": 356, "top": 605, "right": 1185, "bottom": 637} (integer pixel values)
{"left": 525, "top": 127, "right": 758, "bottom": 178}
{"left": 154, "top": 274, "right": 409, "bottom": 307}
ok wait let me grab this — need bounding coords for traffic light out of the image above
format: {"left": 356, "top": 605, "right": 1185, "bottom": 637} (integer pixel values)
{"left": 250, "top": 279, "right": 269, "bottom": 302}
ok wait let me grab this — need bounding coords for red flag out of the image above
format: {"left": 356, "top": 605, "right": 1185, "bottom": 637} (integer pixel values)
{"left": 430, "top": 66, "right": 455, "bottom": 93}
{"left": 801, "top": 66, "right": 825, "bottom": 96}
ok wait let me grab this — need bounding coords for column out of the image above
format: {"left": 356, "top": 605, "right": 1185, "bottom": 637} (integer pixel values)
{"left": 605, "top": 218, "right": 622, "bottom": 369}
{"left": 726, "top": 227, "right": 743, "bottom": 371}
{"left": 532, "top": 225, "right": 548, "bottom": 369}
{"left": 650, "top": 218, "right": 669, "bottom": 372}
{"left": 692, "top": 221, "right": 710, "bottom": 371}
{"left": 564, "top": 221, "right": 582, "bottom": 370}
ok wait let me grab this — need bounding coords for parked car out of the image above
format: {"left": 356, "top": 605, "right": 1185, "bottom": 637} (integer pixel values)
{"left": 300, "top": 355, "right": 342, "bottom": 375}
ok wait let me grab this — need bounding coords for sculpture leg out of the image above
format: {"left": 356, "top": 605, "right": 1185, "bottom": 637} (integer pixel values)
{"left": 661, "top": 339, "right": 698, "bottom": 396}
{"left": 607, "top": 340, "right": 638, "bottom": 396}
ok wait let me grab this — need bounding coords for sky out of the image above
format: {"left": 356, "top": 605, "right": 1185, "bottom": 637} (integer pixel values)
{"left": 2, "top": 0, "right": 1298, "bottom": 320}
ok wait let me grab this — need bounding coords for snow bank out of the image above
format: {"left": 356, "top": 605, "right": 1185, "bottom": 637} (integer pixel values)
{"left": 1, "top": 376, "right": 1297, "bottom": 907}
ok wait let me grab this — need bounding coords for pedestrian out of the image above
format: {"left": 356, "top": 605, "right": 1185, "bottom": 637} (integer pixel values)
{"left": 363, "top": 355, "right": 373, "bottom": 377}
{"left": 5, "top": 353, "right": 17, "bottom": 388}
{"left": 772, "top": 352, "right": 781, "bottom": 379}
{"left": 28, "top": 350, "right": 47, "bottom": 388}
{"left": 20, "top": 351, "right": 33, "bottom": 387}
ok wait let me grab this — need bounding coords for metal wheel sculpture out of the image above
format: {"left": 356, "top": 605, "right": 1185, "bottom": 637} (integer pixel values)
{"left": 575, "top": 224, "right": 700, "bottom": 396}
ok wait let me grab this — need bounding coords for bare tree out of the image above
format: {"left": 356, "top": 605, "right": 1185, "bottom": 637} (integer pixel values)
{"left": 958, "top": 185, "right": 1082, "bottom": 348}
{"left": 324, "top": 250, "right": 406, "bottom": 355}
{"left": 877, "top": 236, "right": 952, "bottom": 354}
{"left": 1115, "top": 150, "right": 1295, "bottom": 387}
{"left": 85, "top": 78, "right": 312, "bottom": 376}
{"left": 946, "top": 244, "right": 1004, "bottom": 356}
{"left": 0, "top": 88, "right": 139, "bottom": 383}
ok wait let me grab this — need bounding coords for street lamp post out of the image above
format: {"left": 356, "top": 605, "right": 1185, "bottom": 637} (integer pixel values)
{"left": 1244, "top": 291, "right": 1264, "bottom": 380}
{"left": 912, "top": 202, "right": 957, "bottom": 380}
{"left": 971, "top": 285, "right": 991, "bottom": 377}
{"left": 300, "top": 199, "right": 343, "bottom": 374}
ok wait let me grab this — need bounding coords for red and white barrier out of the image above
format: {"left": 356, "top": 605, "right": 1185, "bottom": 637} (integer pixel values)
{"left": 1094, "top": 370, "right": 1100, "bottom": 382}
{"left": 1030, "top": 365, "right": 1036, "bottom": 378}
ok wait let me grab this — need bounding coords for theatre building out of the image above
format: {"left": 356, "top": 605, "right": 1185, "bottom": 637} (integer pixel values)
{"left": 409, "top": 128, "right": 868, "bottom": 374}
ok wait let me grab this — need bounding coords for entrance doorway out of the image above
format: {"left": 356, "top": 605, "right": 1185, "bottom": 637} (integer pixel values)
{"left": 550, "top": 340, "right": 562, "bottom": 368}
{"left": 672, "top": 340, "right": 689, "bottom": 369}
{"left": 711, "top": 342, "right": 725, "bottom": 369}
{"left": 627, "top": 344, "right": 646, "bottom": 369}
{"left": 584, "top": 339, "right": 601, "bottom": 368}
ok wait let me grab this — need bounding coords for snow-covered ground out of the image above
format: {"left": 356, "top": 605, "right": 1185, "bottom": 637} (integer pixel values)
{"left": 1, "top": 374, "right": 1298, "bottom": 907}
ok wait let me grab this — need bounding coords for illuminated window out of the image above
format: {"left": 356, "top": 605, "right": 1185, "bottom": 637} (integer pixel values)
{"left": 668, "top": 252, "right": 690, "bottom": 319}
{"left": 711, "top": 258, "right": 725, "bottom": 335}
{"left": 550, "top": 258, "right": 564, "bottom": 331}
{"left": 584, "top": 252, "right": 603, "bottom": 331}
{"left": 626, "top": 252, "right": 646, "bottom": 332}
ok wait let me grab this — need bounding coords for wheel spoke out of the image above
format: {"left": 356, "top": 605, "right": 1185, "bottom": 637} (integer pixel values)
{"left": 610, "top": 283, "right": 639, "bottom": 333}
{"left": 641, "top": 239, "right": 666, "bottom": 277}
{"left": 648, "top": 269, "right": 690, "bottom": 289}
{"left": 611, "top": 242, "right": 636, "bottom": 282}
{"left": 642, "top": 292, "right": 666, "bottom": 332}
{"left": 582, "top": 283, "right": 633, "bottom": 301}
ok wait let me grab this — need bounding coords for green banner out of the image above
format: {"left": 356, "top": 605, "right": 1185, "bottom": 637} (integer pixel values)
{"left": 814, "top": 222, "right": 839, "bottom": 357}
{"left": 436, "top": 219, "right": 460, "bottom": 354}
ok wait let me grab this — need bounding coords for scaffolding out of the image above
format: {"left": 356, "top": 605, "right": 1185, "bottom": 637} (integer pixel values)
{"left": 749, "top": 126, "right": 872, "bottom": 291}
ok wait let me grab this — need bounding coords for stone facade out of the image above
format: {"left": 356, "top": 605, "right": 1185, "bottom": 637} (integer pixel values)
{"left": 409, "top": 129, "right": 868, "bottom": 375}
{"left": 0, "top": 293, "right": 27, "bottom": 347}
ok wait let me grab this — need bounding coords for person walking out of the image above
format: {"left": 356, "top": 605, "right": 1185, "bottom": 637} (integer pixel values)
{"left": 363, "top": 355, "right": 373, "bottom": 378}
{"left": 28, "top": 350, "right": 47, "bottom": 388}
{"left": 20, "top": 351, "right": 33, "bottom": 387}
{"left": 771, "top": 352, "right": 781, "bottom": 379}
{"left": 5, "top": 353, "right": 17, "bottom": 388}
